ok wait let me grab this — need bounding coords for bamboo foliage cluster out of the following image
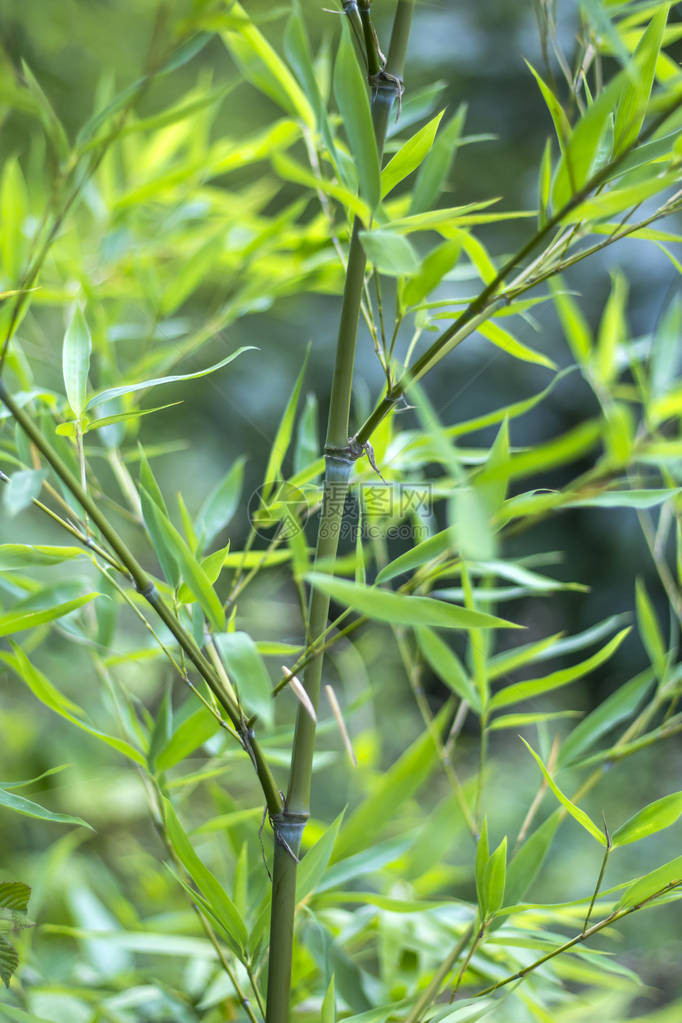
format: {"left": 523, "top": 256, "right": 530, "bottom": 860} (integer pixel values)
{"left": 1, "top": 1, "right": 682, "bottom": 1021}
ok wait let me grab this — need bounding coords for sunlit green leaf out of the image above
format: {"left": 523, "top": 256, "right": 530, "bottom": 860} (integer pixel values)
{"left": 333, "top": 22, "right": 380, "bottom": 210}
{"left": 522, "top": 738, "right": 607, "bottom": 845}
{"left": 381, "top": 110, "right": 444, "bottom": 197}
{"left": 62, "top": 305, "right": 92, "bottom": 419}
{"left": 612, "top": 791, "right": 682, "bottom": 847}
{"left": 0, "top": 785, "right": 91, "bottom": 830}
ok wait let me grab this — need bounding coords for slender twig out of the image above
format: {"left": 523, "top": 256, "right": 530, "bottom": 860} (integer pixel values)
{"left": 402, "top": 922, "right": 475, "bottom": 1023}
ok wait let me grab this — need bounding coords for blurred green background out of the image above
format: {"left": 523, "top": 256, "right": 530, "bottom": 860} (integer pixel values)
{"left": 1, "top": 0, "right": 682, "bottom": 1019}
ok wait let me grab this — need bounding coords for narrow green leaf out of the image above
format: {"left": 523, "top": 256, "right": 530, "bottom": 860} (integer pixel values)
{"left": 522, "top": 738, "right": 606, "bottom": 845}
{"left": 612, "top": 791, "right": 682, "bottom": 848}
{"left": 156, "top": 706, "right": 221, "bottom": 772}
{"left": 402, "top": 239, "right": 463, "bottom": 309}
{"left": 595, "top": 271, "right": 628, "bottom": 385}
{"left": 416, "top": 626, "right": 480, "bottom": 708}
{"left": 376, "top": 528, "right": 452, "bottom": 584}
{"left": 614, "top": 6, "right": 669, "bottom": 154}
{"left": 567, "top": 489, "right": 682, "bottom": 509}
{"left": 0, "top": 935, "right": 19, "bottom": 989}
{"left": 3, "top": 468, "right": 47, "bottom": 516}
{"left": 297, "top": 809, "right": 345, "bottom": 903}
{"left": 1, "top": 643, "right": 145, "bottom": 765}
{"left": 525, "top": 61, "right": 571, "bottom": 151}
{"left": 559, "top": 668, "right": 654, "bottom": 768}
{"left": 262, "top": 350, "right": 308, "bottom": 500}
{"left": 196, "top": 457, "right": 245, "bottom": 550}
{"left": 478, "top": 320, "right": 556, "bottom": 370}
{"left": 381, "top": 110, "right": 445, "bottom": 197}
{"left": 0, "top": 785, "right": 91, "bottom": 829}
{"left": 307, "top": 573, "right": 520, "bottom": 631}
{"left": 550, "top": 279, "right": 592, "bottom": 362}
{"left": 294, "top": 393, "right": 319, "bottom": 475}
{"left": 221, "top": 2, "right": 314, "bottom": 127}
{"left": 216, "top": 631, "right": 273, "bottom": 726}
{"left": 0, "top": 592, "right": 97, "bottom": 637}
{"left": 359, "top": 229, "right": 420, "bottom": 277}
{"left": 617, "top": 854, "right": 682, "bottom": 909}
{"left": 333, "top": 22, "right": 381, "bottom": 210}
{"left": 475, "top": 817, "right": 489, "bottom": 917}
{"left": 1, "top": 157, "right": 28, "bottom": 280}
{"left": 86, "top": 348, "right": 254, "bottom": 410}
{"left": 635, "top": 578, "right": 666, "bottom": 677}
{"left": 490, "top": 628, "right": 629, "bottom": 710}
{"left": 410, "top": 104, "right": 467, "bottom": 214}
{"left": 504, "top": 810, "right": 561, "bottom": 906}
{"left": 163, "top": 798, "right": 248, "bottom": 953}
{"left": 321, "top": 975, "right": 336, "bottom": 1023}
{"left": 483, "top": 836, "right": 507, "bottom": 917}
{"left": 552, "top": 70, "right": 627, "bottom": 209}
{"left": 62, "top": 305, "right": 92, "bottom": 419}
{"left": 489, "top": 710, "right": 581, "bottom": 730}
{"left": 148, "top": 495, "right": 225, "bottom": 630}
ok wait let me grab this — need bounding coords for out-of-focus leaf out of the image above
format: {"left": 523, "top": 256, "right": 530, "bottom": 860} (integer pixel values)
{"left": 617, "top": 854, "right": 682, "bottom": 909}
{"left": 478, "top": 320, "right": 556, "bottom": 370}
{"left": 307, "top": 573, "right": 519, "bottom": 631}
{"left": 359, "top": 229, "right": 419, "bottom": 277}
{"left": 294, "top": 393, "right": 319, "bottom": 475}
{"left": 333, "top": 22, "right": 380, "bottom": 210}
{"left": 410, "top": 104, "right": 466, "bottom": 214}
{"left": 333, "top": 705, "right": 451, "bottom": 860}
{"left": 567, "top": 489, "right": 682, "bottom": 509}
{"left": 0, "top": 544, "right": 85, "bottom": 570}
{"left": 0, "top": 592, "right": 97, "bottom": 637}
{"left": 475, "top": 817, "right": 489, "bottom": 917}
{"left": 216, "top": 631, "right": 272, "bottom": 726}
{"left": 262, "top": 350, "right": 308, "bottom": 501}
{"left": 321, "top": 975, "right": 336, "bottom": 1023}
{"left": 612, "top": 791, "right": 682, "bottom": 847}
{"left": 0, "top": 785, "right": 91, "bottom": 829}
{"left": 595, "top": 272, "right": 627, "bottom": 385}
{"left": 401, "top": 239, "right": 462, "bottom": 309}
{"left": 62, "top": 306, "right": 92, "bottom": 419}
{"left": 1, "top": 157, "right": 28, "bottom": 280}
{"left": 416, "top": 626, "right": 480, "bottom": 708}
{"left": 483, "top": 835, "right": 507, "bottom": 917}
{"left": 550, "top": 279, "right": 592, "bottom": 362}
{"left": 163, "top": 798, "right": 248, "bottom": 954}
{"left": 522, "top": 738, "right": 607, "bottom": 845}
{"left": 156, "top": 706, "right": 221, "bottom": 772}
{"left": 0, "top": 935, "right": 19, "bottom": 989}
{"left": 376, "top": 528, "right": 452, "bottom": 584}
{"left": 505, "top": 809, "right": 561, "bottom": 906}
{"left": 221, "top": 2, "right": 314, "bottom": 126}
{"left": 86, "top": 349, "right": 254, "bottom": 410}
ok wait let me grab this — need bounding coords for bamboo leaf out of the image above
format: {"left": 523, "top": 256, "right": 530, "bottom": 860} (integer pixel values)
{"left": 3, "top": 469, "right": 47, "bottom": 516}
{"left": 216, "top": 631, "right": 273, "bottom": 726}
{"left": 297, "top": 810, "right": 345, "bottom": 903}
{"left": 612, "top": 791, "right": 682, "bottom": 848}
{"left": 401, "top": 239, "right": 463, "bottom": 309}
{"left": 635, "top": 578, "right": 666, "bottom": 677}
{"left": 321, "top": 975, "right": 336, "bottom": 1023}
{"left": 381, "top": 110, "right": 445, "bottom": 197}
{"left": 86, "top": 348, "right": 254, "bottom": 410}
{"left": 163, "top": 798, "right": 248, "bottom": 954}
{"left": 567, "top": 489, "right": 682, "bottom": 509}
{"left": 613, "top": 6, "right": 669, "bottom": 155}
{"left": 262, "top": 350, "right": 308, "bottom": 501}
{"left": 221, "top": 2, "right": 314, "bottom": 127}
{"left": 483, "top": 836, "right": 507, "bottom": 917}
{"left": 410, "top": 104, "right": 467, "bottom": 214}
{"left": 478, "top": 320, "right": 556, "bottom": 370}
{"left": 0, "top": 785, "right": 91, "bottom": 830}
{"left": 416, "top": 625, "right": 480, "bottom": 709}
{"left": 525, "top": 61, "right": 571, "bottom": 151}
{"left": 489, "top": 628, "right": 630, "bottom": 710}
{"left": 617, "top": 854, "right": 682, "bottom": 909}
{"left": 62, "top": 305, "right": 92, "bottom": 419}
{"left": 504, "top": 810, "right": 561, "bottom": 906}
{"left": 1, "top": 157, "right": 28, "bottom": 280}
{"left": 333, "top": 22, "right": 381, "bottom": 211}
{"left": 333, "top": 705, "right": 452, "bottom": 861}
{"left": 307, "top": 573, "right": 520, "bottom": 631}
{"left": 522, "top": 738, "right": 607, "bottom": 845}
{"left": 550, "top": 279, "right": 592, "bottom": 362}
{"left": 0, "top": 592, "right": 97, "bottom": 637}
{"left": 359, "top": 229, "right": 420, "bottom": 277}
{"left": 196, "top": 457, "right": 245, "bottom": 551}
{"left": 475, "top": 817, "right": 489, "bottom": 917}
{"left": 376, "top": 528, "right": 452, "bottom": 584}
{"left": 0, "top": 544, "right": 85, "bottom": 570}
{"left": 559, "top": 668, "right": 655, "bottom": 767}
{"left": 0, "top": 881, "right": 30, "bottom": 913}
{"left": 0, "top": 643, "right": 146, "bottom": 765}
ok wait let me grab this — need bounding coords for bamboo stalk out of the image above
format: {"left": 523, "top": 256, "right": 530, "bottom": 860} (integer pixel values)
{"left": 264, "top": 5, "right": 415, "bottom": 1021}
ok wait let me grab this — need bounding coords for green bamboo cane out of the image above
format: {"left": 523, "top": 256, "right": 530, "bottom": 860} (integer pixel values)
{"left": 264, "top": 4, "right": 415, "bottom": 1021}
{"left": 0, "top": 380, "right": 283, "bottom": 820}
